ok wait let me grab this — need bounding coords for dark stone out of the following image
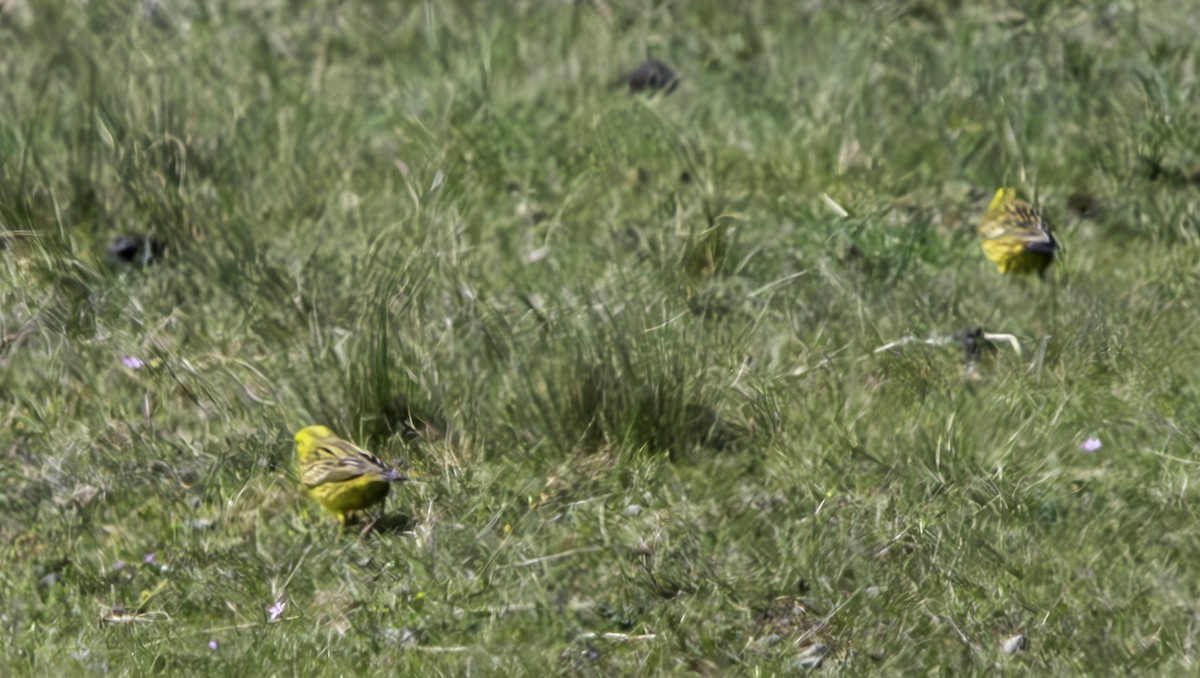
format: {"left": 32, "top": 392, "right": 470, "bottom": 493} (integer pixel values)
{"left": 107, "top": 234, "right": 164, "bottom": 265}
{"left": 1067, "top": 189, "right": 1100, "bottom": 217}
{"left": 621, "top": 59, "right": 679, "bottom": 95}
{"left": 954, "top": 327, "right": 996, "bottom": 363}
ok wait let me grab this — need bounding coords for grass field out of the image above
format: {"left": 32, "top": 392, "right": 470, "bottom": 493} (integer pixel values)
{"left": 3, "top": 0, "right": 1200, "bottom": 674}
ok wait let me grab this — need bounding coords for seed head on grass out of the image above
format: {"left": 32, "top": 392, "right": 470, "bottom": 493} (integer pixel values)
{"left": 294, "top": 425, "right": 407, "bottom": 527}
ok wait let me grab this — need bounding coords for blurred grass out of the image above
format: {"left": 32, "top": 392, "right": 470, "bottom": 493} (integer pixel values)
{"left": 2, "top": 0, "right": 1200, "bottom": 674}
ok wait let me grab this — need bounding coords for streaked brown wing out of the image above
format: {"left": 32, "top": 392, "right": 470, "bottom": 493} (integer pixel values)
{"left": 300, "top": 440, "right": 390, "bottom": 487}
{"left": 300, "top": 456, "right": 375, "bottom": 487}
{"left": 1004, "top": 203, "right": 1052, "bottom": 240}
{"left": 327, "top": 439, "right": 391, "bottom": 470}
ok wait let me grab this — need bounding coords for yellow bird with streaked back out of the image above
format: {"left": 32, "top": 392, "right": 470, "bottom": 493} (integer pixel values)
{"left": 977, "top": 188, "right": 1059, "bottom": 276}
{"left": 294, "top": 425, "right": 407, "bottom": 526}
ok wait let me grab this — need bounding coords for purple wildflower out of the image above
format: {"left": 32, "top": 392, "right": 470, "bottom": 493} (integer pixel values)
{"left": 1079, "top": 437, "right": 1102, "bottom": 453}
{"left": 208, "top": 639, "right": 218, "bottom": 651}
{"left": 268, "top": 601, "right": 286, "bottom": 621}
{"left": 121, "top": 356, "right": 145, "bottom": 370}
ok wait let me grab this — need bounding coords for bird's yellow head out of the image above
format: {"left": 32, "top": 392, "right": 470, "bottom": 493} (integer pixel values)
{"left": 294, "top": 425, "right": 335, "bottom": 459}
{"left": 985, "top": 187, "right": 1017, "bottom": 218}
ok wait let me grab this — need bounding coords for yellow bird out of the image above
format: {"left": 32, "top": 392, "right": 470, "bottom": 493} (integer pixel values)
{"left": 294, "top": 425, "right": 407, "bottom": 526}
{"left": 977, "top": 188, "right": 1059, "bottom": 276}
